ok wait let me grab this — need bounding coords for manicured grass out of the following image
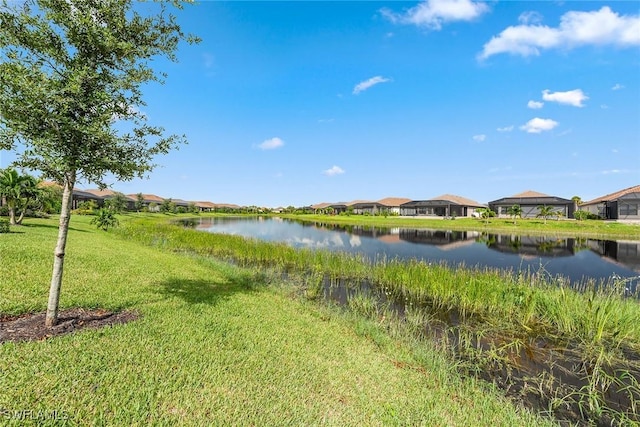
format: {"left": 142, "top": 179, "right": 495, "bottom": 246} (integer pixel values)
{"left": 279, "top": 213, "right": 640, "bottom": 239}
{"left": 0, "top": 216, "right": 553, "bottom": 426}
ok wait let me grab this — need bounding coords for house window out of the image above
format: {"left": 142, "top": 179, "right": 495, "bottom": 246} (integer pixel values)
{"left": 620, "top": 203, "right": 639, "bottom": 216}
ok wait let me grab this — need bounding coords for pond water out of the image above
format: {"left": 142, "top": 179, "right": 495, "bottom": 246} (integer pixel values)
{"left": 190, "top": 216, "right": 640, "bottom": 291}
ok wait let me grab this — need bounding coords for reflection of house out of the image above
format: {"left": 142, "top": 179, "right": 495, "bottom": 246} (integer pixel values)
{"left": 586, "top": 239, "right": 640, "bottom": 273}
{"left": 400, "top": 194, "right": 485, "bottom": 217}
{"left": 484, "top": 235, "right": 574, "bottom": 257}
{"left": 399, "top": 229, "right": 479, "bottom": 247}
{"left": 581, "top": 185, "right": 640, "bottom": 221}
{"left": 489, "top": 190, "right": 574, "bottom": 219}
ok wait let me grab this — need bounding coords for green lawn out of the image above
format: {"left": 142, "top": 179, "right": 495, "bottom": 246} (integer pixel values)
{"left": 0, "top": 216, "right": 554, "bottom": 426}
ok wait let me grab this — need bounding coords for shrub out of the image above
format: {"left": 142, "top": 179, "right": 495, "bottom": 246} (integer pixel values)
{"left": 90, "top": 208, "right": 119, "bottom": 231}
{"left": 0, "top": 219, "right": 9, "bottom": 233}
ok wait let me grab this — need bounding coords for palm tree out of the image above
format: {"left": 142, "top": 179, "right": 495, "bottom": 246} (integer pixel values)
{"left": 506, "top": 204, "right": 522, "bottom": 224}
{"left": 476, "top": 207, "right": 496, "bottom": 224}
{"left": 0, "top": 168, "right": 39, "bottom": 225}
{"left": 536, "top": 205, "right": 556, "bottom": 224}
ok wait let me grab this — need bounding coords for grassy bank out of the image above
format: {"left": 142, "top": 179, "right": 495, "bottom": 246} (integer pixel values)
{"left": 0, "top": 215, "right": 553, "bottom": 426}
{"left": 278, "top": 213, "right": 640, "bottom": 240}
{"left": 120, "top": 216, "right": 640, "bottom": 353}
{"left": 113, "top": 214, "right": 640, "bottom": 424}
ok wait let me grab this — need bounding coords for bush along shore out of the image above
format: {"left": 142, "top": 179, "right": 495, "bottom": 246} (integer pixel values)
{"left": 118, "top": 215, "right": 640, "bottom": 425}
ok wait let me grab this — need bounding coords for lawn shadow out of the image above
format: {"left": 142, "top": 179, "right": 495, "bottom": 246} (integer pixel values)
{"left": 24, "top": 223, "right": 90, "bottom": 233}
{"left": 155, "top": 271, "right": 266, "bottom": 306}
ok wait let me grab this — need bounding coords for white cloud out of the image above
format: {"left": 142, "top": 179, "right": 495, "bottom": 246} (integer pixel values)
{"left": 612, "top": 83, "right": 625, "bottom": 90}
{"left": 520, "top": 117, "right": 559, "bottom": 133}
{"left": 542, "top": 89, "right": 588, "bottom": 107}
{"left": 472, "top": 134, "right": 486, "bottom": 142}
{"left": 353, "top": 76, "right": 391, "bottom": 95}
{"left": 527, "top": 100, "right": 544, "bottom": 109}
{"left": 381, "top": 0, "right": 489, "bottom": 30}
{"left": 479, "top": 6, "right": 640, "bottom": 60}
{"left": 497, "top": 125, "right": 514, "bottom": 132}
{"left": 323, "top": 165, "right": 345, "bottom": 176}
{"left": 258, "top": 137, "right": 285, "bottom": 150}
{"left": 518, "top": 11, "right": 543, "bottom": 25}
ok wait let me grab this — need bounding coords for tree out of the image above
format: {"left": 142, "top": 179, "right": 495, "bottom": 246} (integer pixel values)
{"left": 476, "top": 207, "right": 496, "bottom": 224}
{"left": 536, "top": 205, "right": 556, "bottom": 224}
{"left": 34, "top": 183, "right": 63, "bottom": 214}
{"left": 104, "top": 191, "right": 128, "bottom": 213}
{"left": 506, "top": 204, "right": 522, "bottom": 225}
{"left": 134, "top": 193, "right": 145, "bottom": 213}
{"left": 0, "top": 0, "right": 197, "bottom": 327}
{"left": 0, "top": 168, "right": 39, "bottom": 225}
{"left": 187, "top": 202, "right": 199, "bottom": 214}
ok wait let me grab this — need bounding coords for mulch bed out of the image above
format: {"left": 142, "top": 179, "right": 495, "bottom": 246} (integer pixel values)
{"left": 0, "top": 308, "right": 139, "bottom": 344}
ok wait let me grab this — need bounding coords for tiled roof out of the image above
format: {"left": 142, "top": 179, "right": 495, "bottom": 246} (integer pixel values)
{"left": 311, "top": 202, "right": 333, "bottom": 209}
{"left": 127, "top": 194, "right": 165, "bottom": 203}
{"left": 85, "top": 189, "right": 136, "bottom": 201}
{"left": 84, "top": 188, "right": 117, "bottom": 197}
{"left": 582, "top": 185, "right": 640, "bottom": 205}
{"left": 194, "top": 201, "right": 217, "bottom": 208}
{"left": 377, "top": 197, "right": 412, "bottom": 206}
{"left": 511, "top": 190, "right": 550, "bottom": 198}
{"left": 430, "top": 194, "right": 484, "bottom": 207}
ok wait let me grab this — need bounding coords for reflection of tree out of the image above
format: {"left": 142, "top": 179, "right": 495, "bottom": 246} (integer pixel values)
{"left": 476, "top": 233, "right": 497, "bottom": 247}
{"left": 508, "top": 236, "right": 522, "bottom": 252}
{"left": 572, "top": 237, "right": 590, "bottom": 253}
{"left": 535, "top": 238, "right": 561, "bottom": 253}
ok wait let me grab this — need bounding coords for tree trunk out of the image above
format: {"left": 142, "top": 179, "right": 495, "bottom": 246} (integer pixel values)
{"left": 8, "top": 203, "right": 16, "bottom": 225}
{"left": 16, "top": 205, "right": 26, "bottom": 225}
{"left": 45, "top": 172, "right": 75, "bottom": 328}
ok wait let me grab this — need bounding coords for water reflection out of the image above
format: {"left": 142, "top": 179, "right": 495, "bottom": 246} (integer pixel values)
{"left": 189, "top": 216, "right": 640, "bottom": 288}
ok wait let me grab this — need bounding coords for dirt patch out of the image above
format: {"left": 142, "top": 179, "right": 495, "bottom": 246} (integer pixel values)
{"left": 0, "top": 308, "right": 139, "bottom": 344}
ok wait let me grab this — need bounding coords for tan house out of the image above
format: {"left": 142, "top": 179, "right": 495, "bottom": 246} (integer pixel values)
{"left": 400, "top": 194, "right": 485, "bottom": 218}
{"left": 581, "top": 185, "right": 640, "bottom": 220}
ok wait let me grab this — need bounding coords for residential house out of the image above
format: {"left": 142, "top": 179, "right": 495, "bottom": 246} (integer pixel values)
{"left": 84, "top": 189, "right": 136, "bottom": 210}
{"left": 488, "top": 190, "right": 574, "bottom": 219}
{"left": 400, "top": 194, "right": 485, "bottom": 218}
{"left": 72, "top": 189, "right": 104, "bottom": 209}
{"left": 377, "top": 197, "right": 412, "bottom": 215}
{"left": 580, "top": 185, "right": 640, "bottom": 221}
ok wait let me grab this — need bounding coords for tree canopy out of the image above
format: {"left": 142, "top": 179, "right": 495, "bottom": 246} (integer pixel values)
{"left": 0, "top": 0, "right": 197, "bottom": 326}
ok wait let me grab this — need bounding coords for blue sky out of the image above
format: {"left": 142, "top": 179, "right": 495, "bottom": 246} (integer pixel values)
{"left": 2, "top": 0, "right": 639, "bottom": 207}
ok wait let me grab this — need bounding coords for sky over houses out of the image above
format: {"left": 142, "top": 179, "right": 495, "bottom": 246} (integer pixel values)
{"left": 1, "top": 0, "right": 639, "bottom": 207}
